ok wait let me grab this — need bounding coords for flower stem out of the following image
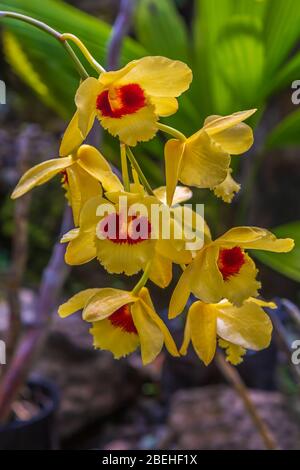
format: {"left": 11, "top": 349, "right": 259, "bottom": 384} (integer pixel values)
{"left": 120, "top": 143, "right": 130, "bottom": 192}
{"left": 0, "top": 10, "right": 60, "bottom": 38}
{"left": 132, "top": 167, "right": 140, "bottom": 186}
{"left": 0, "top": 11, "right": 89, "bottom": 80}
{"left": 215, "top": 351, "right": 279, "bottom": 450}
{"left": 60, "top": 33, "right": 106, "bottom": 74}
{"left": 157, "top": 122, "right": 186, "bottom": 141}
{"left": 61, "top": 42, "right": 89, "bottom": 79}
{"left": 126, "top": 147, "right": 155, "bottom": 196}
{"left": 132, "top": 261, "right": 152, "bottom": 295}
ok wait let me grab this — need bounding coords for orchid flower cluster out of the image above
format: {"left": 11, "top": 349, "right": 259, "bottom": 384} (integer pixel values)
{"left": 12, "top": 53, "right": 294, "bottom": 366}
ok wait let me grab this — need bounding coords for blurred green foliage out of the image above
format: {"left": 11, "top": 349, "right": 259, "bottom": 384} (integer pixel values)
{"left": 0, "top": 0, "right": 299, "bottom": 282}
{"left": 0, "top": 181, "right": 64, "bottom": 283}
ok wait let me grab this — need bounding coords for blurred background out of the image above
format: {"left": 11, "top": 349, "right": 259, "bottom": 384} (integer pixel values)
{"left": 0, "top": 0, "right": 300, "bottom": 450}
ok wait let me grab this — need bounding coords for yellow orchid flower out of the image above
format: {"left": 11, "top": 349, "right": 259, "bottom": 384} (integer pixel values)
{"left": 62, "top": 187, "right": 194, "bottom": 283}
{"left": 11, "top": 145, "right": 123, "bottom": 225}
{"left": 58, "top": 286, "right": 179, "bottom": 364}
{"left": 164, "top": 109, "right": 256, "bottom": 206}
{"left": 3, "top": 5, "right": 295, "bottom": 374}
{"left": 169, "top": 226, "right": 294, "bottom": 315}
{"left": 180, "top": 297, "right": 275, "bottom": 366}
{"left": 60, "top": 56, "right": 192, "bottom": 154}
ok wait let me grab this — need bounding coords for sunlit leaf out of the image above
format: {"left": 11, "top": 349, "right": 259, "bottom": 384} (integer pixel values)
{"left": 192, "top": 0, "right": 266, "bottom": 117}
{"left": 135, "top": 0, "right": 190, "bottom": 63}
{"left": 264, "top": 0, "right": 300, "bottom": 77}
{"left": 266, "top": 51, "right": 300, "bottom": 95}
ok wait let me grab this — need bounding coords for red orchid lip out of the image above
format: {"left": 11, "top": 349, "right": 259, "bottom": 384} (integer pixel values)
{"left": 217, "top": 246, "right": 245, "bottom": 280}
{"left": 98, "top": 213, "right": 151, "bottom": 245}
{"left": 96, "top": 83, "right": 146, "bottom": 118}
{"left": 109, "top": 304, "right": 137, "bottom": 334}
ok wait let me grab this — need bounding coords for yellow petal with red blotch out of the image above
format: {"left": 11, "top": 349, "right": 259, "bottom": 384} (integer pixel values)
{"left": 164, "top": 139, "right": 185, "bottom": 206}
{"left": 190, "top": 245, "right": 224, "bottom": 304}
{"left": 67, "top": 165, "right": 101, "bottom": 226}
{"left": 220, "top": 253, "right": 261, "bottom": 306}
{"left": 217, "top": 226, "right": 294, "bottom": 252}
{"left": 98, "top": 102, "right": 158, "bottom": 146}
{"left": 75, "top": 77, "right": 101, "bottom": 137}
{"left": 95, "top": 238, "right": 155, "bottom": 275}
{"left": 154, "top": 185, "right": 192, "bottom": 206}
{"left": 60, "top": 111, "right": 84, "bottom": 157}
{"left": 90, "top": 318, "right": 139, "bottom": 359}
{"left": 65, "top": 229, "right": 97, "bottom": 265}
{"left": 58, "top": 288, "right": 100, "bottom": 318}
{"left": 203, "top": 109, "right": 256, "bottom": 137}
{"left": 188, "top": 301, "right": 218, "bottom": 366}
{"left": 179, "top": 130, "right": 230, "bottom": 189}
{"left": 151, "top": 96, "right": 178, "bottom": 116}
{"left": 11, "top": 156, "right": 73, "bottom": 199}
{"left": 77, "top": 145, "right": 123, "bottom": 192}
{"left": 213, "top": 169, "right": 241, "bottom": 203}
{"left": 169, "top": 265, "right": 192, "bottom": 319}
{"left": 149, "top": 252, "right": 173, "bottom": 288}
{"left": 179, "top": 314, "right": 192, "bottom": 356}
{"left": 216, "top": 298, "right": 273, "bottom": 350}
{"left": 83, "top": 288, "right": 138, "bottom": 322}
{"left": 117, "top": 56, "right": 192, "bottom": 97}
{"left": 204, "top": 112, "right": 255, "bottom": 155}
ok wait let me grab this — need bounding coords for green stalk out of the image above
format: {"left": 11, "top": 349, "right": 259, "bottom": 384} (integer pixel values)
{"left": 132, "top": 261, "right": 152, "bottom": 295}
{"left": 120, "top": 143, "right": 130, "bottom": 192}
{"left": 126, "top": 146, "right": 155, "bottom": 196}
{"left": 157, "top": 122, "right": 186, "bottom": 141}
{"left": 60, "top": 33, "right": 106, "bottom": 74}
{"left": 0, "top": 11, "right": 89, "bottom": 80}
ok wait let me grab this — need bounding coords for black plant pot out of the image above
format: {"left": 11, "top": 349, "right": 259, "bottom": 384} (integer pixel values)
{"left": 0, "top": 377, "right": 59, "bottom": 450}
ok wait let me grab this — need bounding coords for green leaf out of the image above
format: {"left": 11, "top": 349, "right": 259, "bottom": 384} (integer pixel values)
{"left": 3, "top": 30, "right": 74, "bottom": 118}
{"left": 134, "top": 0, "right": 199, "bottom": 134}
{"left": 135, "top": 0, "right": 190, "bottom": 63}
{"left": 215, "top": 18, "right": 265, "bottom": 109}
{"left": 266, "top": 51, "right": 300, "bottom": 96}
{"left": 264, "top": 0, "right": 300, "bottom": 77}
{"left": 254, "top": 222, "right": 300, "bottom": 282}
{"left": 192, "top": 0, "right": 266, "bottom": 117}
{"left": 192, "top": 0, "right": 233, "bottom": 118}
{"left": 266, "top": 109, "right": 300, "bottom": 149}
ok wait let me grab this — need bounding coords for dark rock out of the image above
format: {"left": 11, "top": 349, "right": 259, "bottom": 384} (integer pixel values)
{"left": 34, "top": 312, "right": 144, "bottom": 439}
{"left": 162, "top": 385, "right": 300, "bottom": 450}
